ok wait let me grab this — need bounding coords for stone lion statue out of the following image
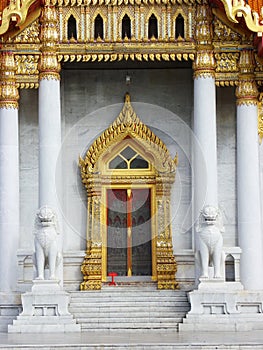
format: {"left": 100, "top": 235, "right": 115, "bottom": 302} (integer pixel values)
{"left": 34, "top": 206, "right": 61, "bottom": 280}
{"left": 196, "top": 205, "right": 224, "bottom": 279}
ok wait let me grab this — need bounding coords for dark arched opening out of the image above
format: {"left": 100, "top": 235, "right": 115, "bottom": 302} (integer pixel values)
{"left": 175, "top": 14, "right": 184, "bottom": 39}
{"left": 122, "top": 15, "right": 131, "bottom": 39}
{"left": 67, "top": 15, "right": 77, "bottom": 40}
{"left": 148, "top": 14, "right": 158, "bottom": 39}
{"left": 94, "top": 14, "right": 104, "bottom": 40}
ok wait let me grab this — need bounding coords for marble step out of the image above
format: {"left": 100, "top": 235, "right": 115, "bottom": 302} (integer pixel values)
{"left": 70, "top": 301, "right": 189, "bottom": 307}
{"left": 0, "top": 316, "right": 17, "bottom": 332}
{"left": 69, "top": 289, "right": 190, "bottom": 331}
{"left": 80, "top": 322, "right": 180, "bottom": 330}
{"left": 70, "top": 296, "right": 188, "bottom": 303}
{"left": 8, "top": 324, "right": 81, "bottom": 333}
{"left": 70, "top": 290, "right": 187, "bottom": 296}
{"left": 70, "top": 311, "right": 186, "bottom": 318}
{"left": 74, "top": 317, "right": 183, "bottom": 323}
{"left": 180, "top": 322, "right": 263, "bottom": 332}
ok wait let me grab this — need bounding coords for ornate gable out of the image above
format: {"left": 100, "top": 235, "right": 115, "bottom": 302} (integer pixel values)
{"left": 79, "top": 93, "right": 177, "bottom": 186}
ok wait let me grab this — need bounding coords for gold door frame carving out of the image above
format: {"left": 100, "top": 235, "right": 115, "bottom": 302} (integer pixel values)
{"left": 79, "top": 93, "right": 179, "bottom": 290}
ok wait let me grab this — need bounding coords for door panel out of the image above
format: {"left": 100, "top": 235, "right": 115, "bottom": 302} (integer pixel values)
{"left": 107, "top": 189, "right": 127, "bottom": 276}
{"left": 132, "top": 189, "right": 152, "bottom": 275}
{"left": 106, "top": 188, "right": 152, "bottom": 276}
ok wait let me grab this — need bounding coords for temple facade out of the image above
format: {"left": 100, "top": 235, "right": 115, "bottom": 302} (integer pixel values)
{"left": 1, "top": 0, "right": 263, "bottom": 333}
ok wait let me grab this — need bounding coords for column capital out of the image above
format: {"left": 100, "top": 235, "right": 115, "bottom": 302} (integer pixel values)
{"left": 193, "top": 4, "right": 215, "bottom": 79}
{"left": 236, "top": 49, "right": 258, "bottom": 106}
{"left": 193, "top": 48, "right": 215, "bottom": 79}
{"left": 38, "top": 5, "right": 60, "bottom": 81}
{"left": 0, "top": 51, "right": 19, "bottom": 110}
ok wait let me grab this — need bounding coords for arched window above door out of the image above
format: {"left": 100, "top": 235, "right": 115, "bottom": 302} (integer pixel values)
{"left": 108, "top": 146, "right": 149, "bottom": 170}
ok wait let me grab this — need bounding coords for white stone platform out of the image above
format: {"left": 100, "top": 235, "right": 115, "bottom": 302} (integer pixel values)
{"left": 2, "top": 330, "right": 263, "bottom": 349}
{"left": 8, "top": 280, "right": 80, "bottom": 333}
{"left": 180, "top": 280, "right": 263, "bottom": 331}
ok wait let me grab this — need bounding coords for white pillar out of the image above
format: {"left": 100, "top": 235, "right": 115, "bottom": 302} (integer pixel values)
{"left": 39, "top": 79, "right": 61, "bottom": 208}
{"left": 237, "top": 104, "right": 263, "bottom": 290}
{"left": 235, "top": 49, "right": 263, "bottom": 290}
{"left": 194, "top": 75, "right": 218, "bottom": 211}
{"left": 0, "top": 51, "right": 19, "bottom": 292}
{"left": 0, "top": 109, "right": 19, "bottom": 292}
{"left": 38, "top": 77, "right": 62, "bottom": 283}
{"left": 38, "top": 4, "right": 62, "bottom": 282}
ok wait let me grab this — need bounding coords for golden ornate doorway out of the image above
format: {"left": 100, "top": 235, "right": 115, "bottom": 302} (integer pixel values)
{"left": 79, "top": 94, "right": 179, "bottom": 290}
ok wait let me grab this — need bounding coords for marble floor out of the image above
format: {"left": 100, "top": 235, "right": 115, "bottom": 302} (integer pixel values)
{"left": 1, "top": 330, "right": 263, "bottom": 349}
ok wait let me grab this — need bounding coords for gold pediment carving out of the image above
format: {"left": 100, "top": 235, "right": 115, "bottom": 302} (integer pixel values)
{"left": 79, "top": 93, "right": 177, "bottom": 183}
{"left": 14, "top": 19, "right": 40, "bottom": 43}
{"left": 213, "top": 17, "right": 242, "bottom": 42}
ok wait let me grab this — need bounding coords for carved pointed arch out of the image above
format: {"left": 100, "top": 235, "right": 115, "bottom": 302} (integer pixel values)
{"left": 80, "top": 93, "right": 177, "bottom": 184}
{"left": 92, "top": 8, "right": 107, "bottom": 40}
{"left": 64, "top": 8, "right": 80, "bottom": 41}
{"left": 172, "top": 10, "right": 188, "bottom": 39}
{"left": 79, "top": 94, "right": 178, "bottom": 291}
{"left": 117, "top": 10, "right": 134, "bottom": 40}
{"left": 145, "top": 9, "right": 160, "bottom": 41}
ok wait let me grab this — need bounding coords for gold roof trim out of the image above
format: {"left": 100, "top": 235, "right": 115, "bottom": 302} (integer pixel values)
{"left": 0, "top": 0, "right": 36, "bottom": 35}
{"left": 58, "top": 53, "right": 195, "bottom": 64}
{"left": 48, "top": 0, "right": 199, "bottom": 5}
{"left": 79, "top": 93, "right": 177, "bottom": 179}
{"left": 220, "top": 0, "right": 263, "bottom": 35}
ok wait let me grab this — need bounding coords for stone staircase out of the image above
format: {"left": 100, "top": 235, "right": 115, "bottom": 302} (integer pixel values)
{"left": 69, "top": 285, "right": 190, "bottom": 331}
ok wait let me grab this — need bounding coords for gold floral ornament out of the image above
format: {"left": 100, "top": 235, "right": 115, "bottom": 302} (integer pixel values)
{"left": 236, "top": 49, "right": 258, "bottom": 106}
{"left": 79, "top": 93, "right": 179, "bottom": 290}
{"left": 0, "top": 0, "right": 36, "bottom": 35}
{"left": 0, "top": 51, "right": 19, "bottom": 109}
{"left": 193, "top": 4, "right": 215, "bottom": 79}
{"left": 38, "top": 5, "right": 60, "bottom": 81}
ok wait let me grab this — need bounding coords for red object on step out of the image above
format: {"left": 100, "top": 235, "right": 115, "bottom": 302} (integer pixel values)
{"left": 108, "top": 272, "right": 118, "bottom": 286}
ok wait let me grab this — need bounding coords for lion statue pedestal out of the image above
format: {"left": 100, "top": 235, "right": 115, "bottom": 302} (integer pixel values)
{"left": 8, "top": 207, "right": 80, "bottom": 333}
{"left": 179, "top": 206, "right": 263, "bottom": 332}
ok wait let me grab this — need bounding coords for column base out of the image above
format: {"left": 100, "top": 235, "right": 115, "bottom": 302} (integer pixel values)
{"left": 179, "top": 281, "right": 263, "bottom": 331}
{"left": 8, "top": 280, "right": 80, "bottom": 333}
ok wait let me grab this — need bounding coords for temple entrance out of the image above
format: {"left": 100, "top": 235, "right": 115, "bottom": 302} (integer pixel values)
{"left": 107, "top": 188, "right": 152, "bottom": 277}
{"left": 80, "top": 94, "right": 178, "bottom": 290}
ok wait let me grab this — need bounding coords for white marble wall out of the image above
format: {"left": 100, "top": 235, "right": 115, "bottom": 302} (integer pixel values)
{"left": 17, "top": 67, "right": 237, "bottom": 289}
{"left": 216, "top": 87, "right": 237, "bottom": 247}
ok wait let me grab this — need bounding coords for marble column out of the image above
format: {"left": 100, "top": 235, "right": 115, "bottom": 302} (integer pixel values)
{"left": 39, "top": 79, "right": 61, "bottom": 208}
{"left": 193, "top": 4, "right": 218, "bottom": 215}
{"left": 192, "top": 5, "right": 219, "bottom": 283}
{"left": 0, "top": 51, "right": 20, "bottom": 292}
{"left": 38, "top": 4, "right": 63, "bottom": 282}
{"left": 193, "top": 73, "right": 218, "bottom": 209}
{"left": 236, "top": 49, "right": 263, "bottom": 290}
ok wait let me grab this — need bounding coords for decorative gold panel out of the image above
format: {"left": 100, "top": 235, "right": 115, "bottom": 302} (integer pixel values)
{"left": 1, "top": 1, "right": 263, "bottom": 87}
